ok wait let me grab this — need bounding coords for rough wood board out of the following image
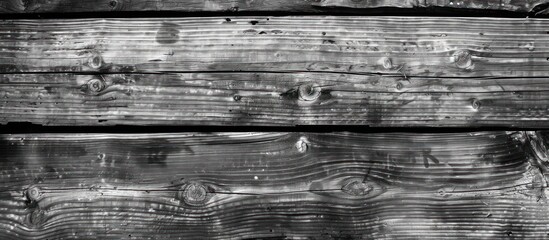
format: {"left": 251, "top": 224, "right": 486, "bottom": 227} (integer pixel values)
{"left": 1, "top": 73, "right": 549, "bottom": 126}
{"left": 0, "top": 131, "right": 547, "bottom": 239}
{"left": 0, "top": 17, "right": 548, "bottom": 78}
{"left": 0, "top": 0, "right": 547, "bottom": 14}
{"left": 1, "top": 16, "right": 549, "bottom": 126}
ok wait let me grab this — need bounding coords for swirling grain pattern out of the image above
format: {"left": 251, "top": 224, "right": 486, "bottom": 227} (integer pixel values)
{"left": 0, "top": 131, "right": 547, "bottom": 239}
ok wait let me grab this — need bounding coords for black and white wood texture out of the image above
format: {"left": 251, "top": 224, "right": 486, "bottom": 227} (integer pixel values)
{"left": 0, "top": 0, "right": 548, "bottom": 14}
{"left": 0, "top": 131, "right": 548, "bottom": 239}
{"left": 1, "top": 17, "right": 549, "bottom": 126}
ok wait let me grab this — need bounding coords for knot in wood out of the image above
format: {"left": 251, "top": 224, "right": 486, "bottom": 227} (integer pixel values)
{"left": 88, "top": 54, "right": 103, "bottom": 69}
{"left": 298, "top": 83, "right": 321, "bottom": 101}
{"left": 342, "top": 181, "right": 373, "bottom": 196}
{"left": 382, "top": 57, "right": 393, "bottom": 69}
{"left": 396, "top": 82, "right": 404, "bottom": 91}
{"left": 87, "top": 79, "right": 106, "bottom": 93}
{"left": 179, "top": 182, "right": 210, "bottom": 206}
{"left": 26, "top": 208, "right": 46, "bottom": 228}
{"left": 435, "top": 187, "right": 454, "bottom": 197}
{"left": 295, "top": 136, "right": 309, "bottom": 153}
{"left": 437, "top": 189, "right": 446, "bottom": 196}
{"left": 26, "top": 186, "right": 42, "bottom": 201}
{"left": 471, "top": 98, "right": 481, "bottom": 110}
{"left": 452, "top": 50, "right": 473, "bottom": 69}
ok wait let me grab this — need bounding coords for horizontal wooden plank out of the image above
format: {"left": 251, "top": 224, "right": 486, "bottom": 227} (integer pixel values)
{"left": 1, "top": 73, "right": 549, "bottom": 126}
{"left": 0, "top": 0, "right": 547, "bottom": 14}
{"left": 0, "top": 17, "right": 548, "bottom": 77}
{"left": 0, "top": 131, "right": 547, "bottom": 239}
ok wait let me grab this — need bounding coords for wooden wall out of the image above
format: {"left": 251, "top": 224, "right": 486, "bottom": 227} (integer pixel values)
{"left": 1, "top": 1, "right": 549, "bottom": 239}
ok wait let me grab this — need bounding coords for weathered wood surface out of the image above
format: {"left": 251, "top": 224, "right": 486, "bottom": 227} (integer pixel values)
{"left": 1, "top": 17, "right": 549, "bottom": 126}
{"left": 1, "top": 17, "right": 549, "bottom": 77}
{"left": 0, "top": 0, "right": 548, "bottom": 14}
{"left": 2, "top": 73, "right": 549, "bottom": 126}
{"left": 0, "top": 131, "right": 547, "bottom": 239}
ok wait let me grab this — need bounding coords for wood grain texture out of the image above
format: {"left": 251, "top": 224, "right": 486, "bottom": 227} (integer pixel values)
{"left": 1, "top": 73, "right": 549, "bottom": 126}
{"left": 0, "top": 0, "right": 547, "bottom": 14}
{"left": 1, "top": 17, "right": 549, "bottom": 77}
{"left": 0, "top": 131, "right": 547, "bottom": 239}
{"left": 1, "top": 16, "right": 549, "bottom": 126}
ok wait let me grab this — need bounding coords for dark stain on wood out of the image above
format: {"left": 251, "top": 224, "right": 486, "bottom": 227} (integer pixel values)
{"left": 155, "top": 22, "right": 180, "bottom": 44}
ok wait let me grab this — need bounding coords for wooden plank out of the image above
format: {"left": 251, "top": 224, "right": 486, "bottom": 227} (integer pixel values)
{"left": 0, "top": 16, "right": 548, "bottom": 126}
{"left": 0, "top": 131, "right": 547, "bottom": 239}
{"left": 0, "top": 17, "right": 548, "bottom": 78}
{"left": 0, "top": 0, "right": 547, "bottom": 14}
{"left": 1, "top": 73, "right": 549, "bottom": 126}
